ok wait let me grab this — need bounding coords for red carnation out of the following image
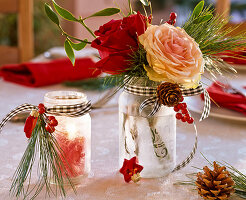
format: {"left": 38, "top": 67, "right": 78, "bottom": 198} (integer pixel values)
{"left": 91, "top": 12, "right": 148, "bottom": 75}
{"left": 119, "top": 157, "right": 143, "bottom": 183}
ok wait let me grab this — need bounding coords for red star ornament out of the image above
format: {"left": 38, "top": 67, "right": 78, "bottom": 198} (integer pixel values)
{"left": 119, "top": 157, "right": 143, "bottom": 183}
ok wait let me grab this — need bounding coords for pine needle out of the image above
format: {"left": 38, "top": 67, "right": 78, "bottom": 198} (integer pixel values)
{"left": 176, "top": 155, "right": 246, "bottom": 199}
{"left": 182, "top": 3, "right": 246, "bottom": 80}
{"left": 9, "top": 115, "right": 76, "bottom": 199}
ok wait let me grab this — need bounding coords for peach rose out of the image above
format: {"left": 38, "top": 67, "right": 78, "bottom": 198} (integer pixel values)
{"left": 139, "top": 23, "right": 204, "bottom": 88}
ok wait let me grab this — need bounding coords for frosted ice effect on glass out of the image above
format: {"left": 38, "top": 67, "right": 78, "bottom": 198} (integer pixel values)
{"left": 54, "top": 114, "right": 91, "bottom": 176}
{"left": 44, "top": 91, "right": 91, "bottom": 180}
{"left": 119, "top": 113, "right": 176, "bottom": 178}
{"left": 0, "top": 77, "right": 245, "bottom": 200}
{"left": 118, "top": 81, "right": 177, "bottom": 178}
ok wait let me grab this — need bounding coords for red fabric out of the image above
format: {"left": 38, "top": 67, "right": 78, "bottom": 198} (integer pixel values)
{"left": 201, "top": 82, "right": 246, "bottom": 115}
{"left": 0, "top": 58, "right": 101, "bottom": 87}
{"left": 218, "top": 49, "right": 246, "bottom": 65}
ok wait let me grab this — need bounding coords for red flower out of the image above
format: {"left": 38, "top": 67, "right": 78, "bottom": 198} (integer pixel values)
{"left": 94, "top": 19, "right": 122, "bottom": 37}
{"left": 91, "top": 12, "right": 147, "bottom": 75}
{"left": 24, "top": 116, "right": 38, "bottom": 138}
{"left": 119, "top": 157, "right": 143, "bottom": 183}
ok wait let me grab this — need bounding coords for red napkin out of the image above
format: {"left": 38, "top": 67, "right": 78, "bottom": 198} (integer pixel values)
{"left": 219, "top": 49, "right": 246, "bottom": 65}
{"left": 0, "top": 58, "right": 101, "bottom": 87}
{"left": 201, "top": 82, "right": 246, "bottom": 116}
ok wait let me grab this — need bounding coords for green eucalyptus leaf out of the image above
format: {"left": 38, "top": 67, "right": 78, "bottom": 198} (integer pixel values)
{"left": 44, "top": 3, "right": 59, "bottom": 25}
{"left": 140, "top": 0, "right": 149, "bottom": 6}
{"left": 69, "top": 39, "right": 88, "bottom": 51}
{"left": 52, "top": 0, "right": 78, "bottom": 22}
{"left": 64, "top": 39, "right": 75, "bottom": 65}
{"left": 192, "top": 1, "right": 204, "bottom": 19}
{"left": 193, "top": 14, "right": 213, "bottom": 24}
{"left": 87, "top": 8, "right": 120, "bottom": 18}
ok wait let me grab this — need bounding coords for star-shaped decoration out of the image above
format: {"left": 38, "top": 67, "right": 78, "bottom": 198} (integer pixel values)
{"left": 119, "top": 157, "right": 143, "bottom": 183}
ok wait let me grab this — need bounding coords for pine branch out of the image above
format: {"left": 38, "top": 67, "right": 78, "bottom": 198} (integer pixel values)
{"left": 9, "top": 115, "right": 76, "bottom": 199}
{"left": 182, "top": 2, "right": 246, "bottom": 80}
{"left": 182, "top": 5, "right": 246, "bottom": 56}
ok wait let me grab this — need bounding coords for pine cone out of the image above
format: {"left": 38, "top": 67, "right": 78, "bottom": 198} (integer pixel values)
{"left": 156, "top": 82, "right": 182, "bottom": 107}
{"left": 196, "top": 162, "right": 235, "bottom": 200}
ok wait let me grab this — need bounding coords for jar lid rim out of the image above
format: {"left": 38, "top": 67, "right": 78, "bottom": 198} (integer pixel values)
{"left": 44, "top": 91, "right": 88, "bottom": 106}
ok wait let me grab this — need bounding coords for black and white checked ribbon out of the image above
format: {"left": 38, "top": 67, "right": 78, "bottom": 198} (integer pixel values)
{"left": 47, "top": 102, "right": 91, "bottom": 117}
{"left": 0, "top": 102, "right": 91, "bottom": 133}
{"left": 124, "top": 83, "right": 211, "bottom": 121}
{"left": 172, "top": 122, "right": 198, "bottom": 172}
{"left": 0, "top": 104, "right": 36, "bottom": 132}
{"left": 123, "top": 83, "right": 209, "bottom": 172}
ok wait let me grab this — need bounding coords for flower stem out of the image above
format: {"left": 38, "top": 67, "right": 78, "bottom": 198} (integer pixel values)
{"left": 79, "top": 17, "right": 96, "bottom": 38}
{"left": 128, "top": 0, "right": 133, "bottom": 15}
{"left": 58, "top": 25, "right": 92, "bottom": 44}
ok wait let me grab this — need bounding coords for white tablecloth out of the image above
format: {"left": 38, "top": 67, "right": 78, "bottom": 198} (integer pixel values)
{"left": 0, "top": 51, "right": 245, "bottom": 199}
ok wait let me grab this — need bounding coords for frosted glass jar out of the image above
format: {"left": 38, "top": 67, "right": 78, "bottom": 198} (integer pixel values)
{"left": 44, "top": 91, "right": 91, "bottom": 183}
{"left": 119, "top": 78, "right": 176, "bottom": 178}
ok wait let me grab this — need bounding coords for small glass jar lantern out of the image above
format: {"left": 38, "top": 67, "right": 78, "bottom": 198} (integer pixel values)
{"left": 119, "top": 78, "right": 176, "bottom": 178}
{"left": 44, "top": 91, "right": 91, "bottom": 183}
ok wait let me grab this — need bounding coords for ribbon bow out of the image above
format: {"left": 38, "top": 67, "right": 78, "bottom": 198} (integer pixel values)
{"left": 0, "top": 102, "right": 91, "bottom": 133}
{"left": 123, "top": 82, "right": 205, "bottom": 172}
{"left": 124, "top": 83, "right": 211, "bottom": 121}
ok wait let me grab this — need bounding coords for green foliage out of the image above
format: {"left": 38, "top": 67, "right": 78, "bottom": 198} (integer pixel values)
{"left": 182, "top": 1, "right": 246, "bottom": 79}
{"left": 64, "top": 77, "right": 117, "bottom": 91}
{"left": 0, "top": 13, "right": 17, "bottom": 46}
{"left": 44, "top": 3, "right": 59, "bottom": 25}
{"left": 127, "top": 46, "right": 148, "bottom": 78}
{"left": 64, "top": 39, "right": 75, "bottom": 65}
{"left": 43, "top": 0, "right": 246, "bottom": 82}
{"left": 10, "top": 115, "right": 75, "bottom": 199}
{"left": 193, "top": 14, "right": 212, "bottom": 24}
{"left": 191, "top": 0, "right": 204, "bottom": 19}
{"left": 68, "top": 39, "right": 88, "bottom": 51}
{"left": 0, "top": 0, "right": 63, "bottom": 55}
{"left": 86, "top": 8, "right": 121, "bottom": 19}
{"left": 52, "top": 0, "right": 78, "bottom": 22}
{"left": 44, "top": 0, "right": 121, "bottom": 66}
{"left": 222, "top": 162, "right": 246, "bottom": 199}
{"left": 128, "top": 0, "right": 134, "bottom": 15}
{"left": 34, "top": 0, "right": 63, "bottom": 55}
{"left": 183, "top": 1, "right": 246, "bottom": 56}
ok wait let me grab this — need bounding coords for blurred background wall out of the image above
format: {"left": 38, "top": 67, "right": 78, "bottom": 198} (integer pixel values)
{"left": 0, "top": 0, "right": 245, "bottom": 56}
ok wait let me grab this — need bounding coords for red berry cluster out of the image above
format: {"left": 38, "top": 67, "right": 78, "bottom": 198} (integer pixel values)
{"left": 173, "top": 97, "right": 194, "bottom": 124}
{"left": 38, "top": 103, "right": 46, "bottom": 114}
{"left": 45, "top": 116, "right": 58, "bottom": 133}
{"left": 166, "top": 12, "right": 177, "bottom": 26}
{"left": 38, "top": 103, "right": 58, "bottom": 133}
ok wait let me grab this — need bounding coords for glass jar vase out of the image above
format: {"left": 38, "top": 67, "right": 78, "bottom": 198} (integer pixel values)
{"left": 44, "top": 91, "right": 91, "bottom": 183}
{"left": 119, "top": 78, "right": 176, "bottom": 178}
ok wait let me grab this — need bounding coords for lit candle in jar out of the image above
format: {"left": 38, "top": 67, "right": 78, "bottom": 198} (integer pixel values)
{"left": 44, "top": 91, "right": 91, "bottom": 181}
